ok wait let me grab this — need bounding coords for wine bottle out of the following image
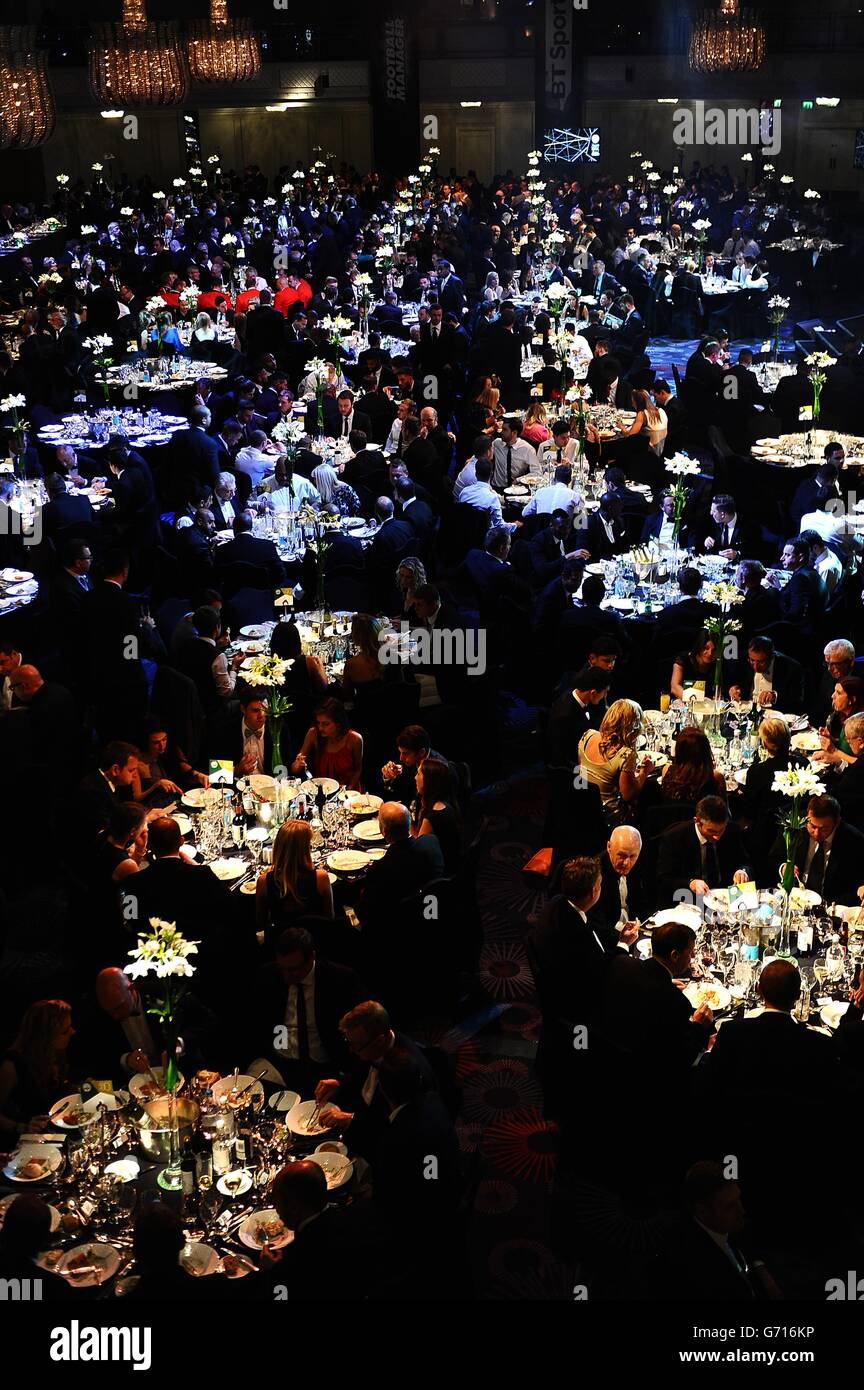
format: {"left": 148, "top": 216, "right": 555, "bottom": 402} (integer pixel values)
{"left": 231, "top": 794, "right": 246, "bottom": 848}
{"left": 180, "top": 1135, "right": 197, "bottom": 1213}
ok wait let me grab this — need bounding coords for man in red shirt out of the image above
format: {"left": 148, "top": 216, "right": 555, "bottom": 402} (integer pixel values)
{"left": 234, "top": 270, "right": 262, "bottom": 315}
{"left": 275, "top": 271, "right": 313, "bottom": 317}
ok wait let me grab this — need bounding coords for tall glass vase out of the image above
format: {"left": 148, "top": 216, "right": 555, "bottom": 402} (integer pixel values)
{"left": 268, "top": 714, "right": 284, "bottom": 778}
{"left": 157, "top": 1087, "right": 183, "bottom": 1191}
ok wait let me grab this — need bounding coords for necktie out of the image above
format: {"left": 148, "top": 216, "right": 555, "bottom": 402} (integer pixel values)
{"left": 342, "top": 416, "right": 349, "bottom": 437}
{"left": 506, "top": 445, "right": 513, "bottom": 485}
{"left": 557, "top": 447, "right": 563, "bottom": 463}
{"left": 807, "top": 843, "right": 826, "bottom": 894}
{"left": 295, "top": 983, "right": 309, "bottom": 1060}
{"left": 721, "top": 523, "right": 729, "bottom": 549}
{"left": 78, "top": 574, "right": 90, "bottom": 590}
{"left": 702, "top": 839, "right": 721, "bottom": 887}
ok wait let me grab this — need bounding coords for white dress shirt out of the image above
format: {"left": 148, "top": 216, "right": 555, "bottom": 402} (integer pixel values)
{"left": 206, "top": 637, "right": 236, "bottom": 699}
{"left": 491, "top": 437, "right": 536, "bottom": 488}
{"left": 523, "top": 482, "right": 582, "bottom": 517}
{"left": 275, "top": 965, "right": 326, "bottom": 1064}
{"left": 458, "top": 480, "right": 503, "bottom": 526}
{"left": 453, "top": 459, "right": 478, "bottom": 498}
{"left": 235, "top": 446, "right": 276, "bottom": 489}
{"left": 240, "top": 717, "right": 265, "bottom": 770}
{"left": 270, "top": 475, "right": 320, "bottom": 512}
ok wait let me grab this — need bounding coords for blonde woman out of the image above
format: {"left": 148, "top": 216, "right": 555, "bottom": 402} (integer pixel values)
{"left": 395, "top": 557, "right": 427, "bottom": 615}
{"left": 256, "top": 818, "right": 334, "bottom": 943}
{"left": 577, "top": 698, "right": 654, "bottom": 824}
{"left": 522, "top": 402, "right": 552, "bottom": 447}
{"left": 616, "top": 387, "right": 668, "bottom": 456}
{"left": 342, "top": 614, "right": 386, "bottom": 699}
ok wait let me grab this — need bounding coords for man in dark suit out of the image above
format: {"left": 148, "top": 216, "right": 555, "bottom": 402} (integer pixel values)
{"left": 656, "top": 796, "right": 752, "bottom": 907}
{"left": 173, "top": 405, "right": 222, "bottom": 488}
{"left": 611, "top": 295, "right": 644, "bottom": 357}
{"left": 530, "top": 509, "right": 582, "bottom": 586}
{"left": 728, "top": 635, "right": 805, "bottom": 712}
{"left": 83, "top": 548, "right": 157, "bottom": 737}
{"left": 772, "top": 359, "right": 815, "bottom": 434}
{"left": 582, "top": 259, "right": 621, "bottom": 302}
{"left": 260, "top": 1161, "right": 381, "bottom": 1299}
{"left": 434, "top": 260, "right": 467, "bottom": 319}
{"left": 40, "top": 474, "right": 95, "bottom": 539}
{"left": 767, "top": 794, "right": 864, "bottom": 902}
{"left": 647, "top": 1163, "right": 768, "bottom": 1302}
{"left": 354, "top": 378, "right": 396, "bottom": 448}
{"left": 51, "top": 538, "right": 93, "bottom": 628}
{"left": 700, "top": 493, "right": 759, "bottom": 563}
{"left": 640, "top": 492, "right": 691, "bottom": 549}
{"left": 340, "top": 432, "right": 390, "bottom": 496}
{"left": 394, "top": 477, "right": 435, "bottom": 552}
{"left": 556, "top": 575, "right": 630, "bottom": 663}
{"left": 8, "top": 665, "right": 83, "bottom": 772}
{"left": 736, "top": 559, "right": 783, "bottom": 639}
{"left": 214, "top": 510, "right": 286, "bottom": 587}
{"left": 790, "top": 461, "right": 842, "bottom": 530}
{"left": 76, "top": 740, "right": 140, "bottom": 844}
{"left": 651, "top": 379, "right": 686, "bottom": 455}
{"left": 370, "top": 290, "right": 404, "bottom": 333}
{"left": 323, "top": 529, "right": 366, "bottom": 575}
{"left": 545, "top": 665, "right": 612, "bottom": 772}
{"left": 366, "top": 497, "right": 415, "bottom": 608}
{"left": 601, "top": 920, "right": 714, "bottom": 1076}
{"left": 399, "top": 416, "right": 443, "bottom": 500}
{"left": 719, "top": 348, "right": 771, "bottom": 450}
{"left": 580, "top": 494, "right": 628, "bottom": 561}
{"left": 324, "top": 390, "right": 372, "bottom": 443}
{"left": 460, "top": 524, "right": 532, "bottom": 607}
{"left": 772, "top": 538, "right": 828, "bottom": 636}
{"left": 682, "top": 339, "right": 724, "bottom": 429}
{"left": 357, "top": 802, "right": 444, "bottom": 924}
{"left": 244, "top": 927, "right": 365, "bottom": 1093}
{"left": 243, "top": 287, "right": 287, "bottom": 361}
{"left": 588, "top": 826, "right": 646, "bottom": 935}
{"left": 208, "top": 689, "right": 278, "bottom": 775}
{"left": 653, "top": 566, "right": 712, "bottom": 642}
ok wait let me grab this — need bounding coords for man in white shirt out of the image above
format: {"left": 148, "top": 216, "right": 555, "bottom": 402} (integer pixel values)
{"left": 491, "top": 417, "right": 536, "bottom": 489}
{"left": 383, "top": 398, "right": 415, "bottom": 457}
{"left": 213, "top": 472, "right": 237, "bottom": 529}
{"left": 453, "top": 438, "right": 494, "bottom": 499}
{"left": 537, "top": 421, "right": 581, "bottom": 474}
{"left": 195, "top": 604, "right": 243, "bottom": 700}
{"left": 800, "top": 528, "right": 843, "bottom": 593}
{"left": 236, "top": 692, "right": 268, "bottom": 774}
{"left": 523, "top": 463, "right": 582, "bottom": 518}
{"left": 235, "top": 430, "right": 279, "bottom": 489}
{"left": 458, "top": 457, "right": 507, "bottom": 528}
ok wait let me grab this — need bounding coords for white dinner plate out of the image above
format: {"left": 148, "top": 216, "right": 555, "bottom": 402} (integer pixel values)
{"left": 208, "top": 858, "right": 248, "bottom": 882}
{"left": 58, "top": 1243, "right": 121, "bottom": 1287}
{"left": 820, "top": 1000, "right": 850, "bottom": 1030}
{"left": 352, "top": 820, "right": 384, "bottom": 843}
{"left": 216, "top": 1170, "right": 253, "bottom": 1198}
{"left": 211, "top": 1074, "right": 265, "bottom": 1107}
{"left": 49, "top": 1090, "right": 127, "bottom": 1128}
{"left": 791, "top": 730, "right": 822, "bottom": 753}
{"left": 299, "top": 777, "right": 340, "bottom": 798}
{"left": 602, "top": 597, "right": 635, "bottom": 612}
{"left": 239, "top": 624, "right": 272, "bottom": 639}
{"left": 104, "top": 1157, "right": 140, "bottom": 1183}
{"left": 180, "top": 1242, "right": 220, "bottom": 1277}
{"left": 684, "top": 981, "right": 732, "bottom": 1012}
{"left": 651, "top": 905, "right": 704, "bottom": 930}
{"left": 345, "top": 793, "right": 382, "bottom": 817}
{"left": 128, "top": 1068, "right": 185, "bottom": 1102}
{"left": 247, "top": 774, "right": 276, "bottom": 795}
{"left": 269, "top": 1088, "right": 300, "bottom": 1113}
{"left": 308, "top": 1150, "right": 354, "bottom": 1191}
{"left": 327, "top": 849, "right": 372, "bottom": 874}
{"left": 239, "top": 1208, "right": 294, "bottom": 1251}
{"left": 286, "top": 1099, "right": 333, "bottom": 1137}
{"left": 181, "top": 787, "right": 222, "bottom": 809}
{"left": 3, "top": 1145, "right": 63, "bottom": 1183}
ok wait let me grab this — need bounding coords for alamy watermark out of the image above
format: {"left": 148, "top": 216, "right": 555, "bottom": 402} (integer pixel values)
{"left": 673, "top": 102, "right": 780, "bottom": 157}
{"left": 380, "top": 622, "right": 487, "bottom": 677}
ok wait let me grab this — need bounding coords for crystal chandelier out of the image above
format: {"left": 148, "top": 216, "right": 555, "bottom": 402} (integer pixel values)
{"left": 90, "top": 0, "right": 189, "bottom": 107}
{"left": 0, "top": 27, "right": 56, "bottom": 150}
{"left": 187, "top": 0, "right": 261, "bottom": 83}
{"left": 689, "top": 0, "right": 766, "bottom": 73}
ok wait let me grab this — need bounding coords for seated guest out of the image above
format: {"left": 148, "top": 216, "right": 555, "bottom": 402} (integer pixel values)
{"left": 268, "top": 620, "right": 328, "bottom": 747}
{"left": 41, "top": 473, "right": 95, "bottom": 538}
{"left": 640, "top": 490, "right": 689, "bottom": 550}
{"left": 656, "top": 796, "right": 752, "bottom": 904}
{"left": 800, "top": 528, "right": 843, "bottom": 595}
{"left": 810, "top": 639, "right": 864, "bottom": 726}
{"left": 214, "top": 510, "right": 286, "bottom": 587}
{"left": 0, "top": 999, "right": 75, "bottom": 1139}
{"left": 648, "top": 1162, "right": 769, "bottom": 1302}
{"left": 216, "top": 691, "right": 275, "bottom": 776}
{"left": 536, "top": 419, "right": 582, "bottom": 473}
{"left": 211, "top": 472, "right": 238, "bottom": 530}
{"left": 735, "top": 559, "right": 783, "bottom": 638}
{"left": 655, "top": 566, "right": 710, "bottom": 640}
{"left": 579, "top": 492, "right": 628, "bottom": 560}
{"left": 727, "top": 635, "right": 805, "bottom": 712}
{"left": 578, "top": 698, "right": 654, "bottom": 826}
{"left": 380, "top": 724, "right": 454, "bottom": 809}
{"left": 670, "top": 630, "right": 719, "bottom": 701}
{"left": 534, "top": 555, "right": 585, "bottom": 643}
{"left": 258, "top": 1160, "right": 378, "bottom": 1297}
{"left": 769, "top": 537, "right": 828, "bottom": 635}
{"left": 248, "top": 930, "right": 364, "bottom": 1095}
{"left": 457, "top": 456, "right": 507, "bottom": 528}
{"left": 602, "top": 922, "right": 714, "bottom": 1079}
{"left": 813, "top": 677, "right": 864, "bottom": 769}
{"left": 256, "top": 821, "right": 334, "bottom": 947}
{"left": 827, "top": 714, "right": 864, "bottom": 811}
{"left": 263, "top": 456, "right": 321, "bottom": 513}
{"left": 130, "top": 718, "right": 208, "bottom": 806}
{"left": 413, "top": 756, "right": 462, "bottom": 873}
{"left": 126, "top": 1203, "right": 212, "bottom": 1302}
{"left": 178, "top": 603, "right": 243, "bottom": 708}
{"left": 234, "top": 430, "right": 279, "bottom": 490}
{"left": 771, "top": 794, "right": 864, "bottom": 900}
{"left": 395, "top": 557, "right": 427, "bottom": 616}
{"left": 701, "top": 493, "right": 757, "bottom": 563}
{"left": 491, "top": 417, "right": 535, "bottom": 489}
{"left": 357, "top": 802, "right": 444, "bottom": 923}
{"left": 522, "top": 463, "right": 582, "bottom": 518}
{"left": 77, "top": 740, "right": 140, "bottom": 843}
{"left": 557, "top": 573, "right": 630, "bottom": 654}
{"left": 460, "top": 524, "right": 532, "bottom": 607}
{"left": 655, "top": 727, "right": 726, "bottom": 805}
{"left": 613, "top": 387, "right": 667, "bottom": 457}
{"left": 291, "top": 698, "right": 363, "bottom": 790}
{"left": 341, "top": 614, "right": 388, "bottom": 700}
{"left": 545, "top": 665, "right": 613, "bottom": 771}
{"left": 51, "top": 538, "right": 93, "bottom": 624}
{"left": 587, "top": 825, "right": 646, "bottom": 935}
{"left": 0, "top": 1195, "right": 74, "bottom": 1300}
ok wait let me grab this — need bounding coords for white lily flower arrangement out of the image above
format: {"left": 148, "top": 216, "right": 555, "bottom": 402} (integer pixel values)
{"left": 665, "top": 454, "right": 700, "bottom": 476}
{"left": 646, "top": 171, "right": 660, "bottom": 182}
{"left": 125, "top": 919, "right": 199, "bottom": 983}
{"left": 207, "top": 154, "right": 221, "bottom": 164}
{"left": 780, "top": 175, "right": 793, "bottom": 184}
{"left": 243, "top": 654, "right": 291, "bottom": 689}
{"left": 173, "top": 177, "right": 186, "bottom": 188}
{"left": 702, "top": 580, "right": 744, "bottom": 611}
{"left": 120, "top": 206, "right": 134, "bottom": 216}
{"left": 804, "top": 189, "right": 820, "bottom": 199}
{"left": 80, "top": 225, "right": 96, "bottom": 236}
{"left": 772, "top": 767, "right": 827, "bottom": 800}
{"left": 91, "top": 163, "right": 103, "bottom": 172}
{"left": 221, "top": 233, "right": 237, "bottom": 246}
{"left": 56, "top": 173, "right": 70, "bottom": 185}
{"left": 741, "top": 153, "right": 753, "bottom": 162}
{"left": 1, "top": 393, "right": 27, "bottom": 411}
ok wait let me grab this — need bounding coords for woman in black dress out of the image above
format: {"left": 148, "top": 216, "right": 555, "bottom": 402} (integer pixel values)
{"left": 256, "top": 818, "right": 334, "bottom": 948}
{"left": 269, "top": 620, "right": 329, "bottom": 752}
{"left": 670, "top": 631, "right": 718, "bottom": 701}
{"left": 413, "top": 757, "right": 463, "bottom": 874}
{"left": 0, "top": 999, "right": 75, "bottom": 1140}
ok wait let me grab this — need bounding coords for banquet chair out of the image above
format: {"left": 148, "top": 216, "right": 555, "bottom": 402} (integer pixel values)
{"left": 640, "top": 800, "right": 696, "bottom": 842}
{"left": 324, "top": 573, "right": 371, "bottom": 611}
{"left": 225, "top": 586, "right": 276, "bottom": 630}
{"left": 149, "top": 664, "right": 205, "bottom": 768}
{"left": 217, "top": 561, "right": 272, "bottom": 598}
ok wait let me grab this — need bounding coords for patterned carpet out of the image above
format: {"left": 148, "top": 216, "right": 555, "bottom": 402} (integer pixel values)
{"left": 414, "top": 767, "right": 577, "bottom": 1300}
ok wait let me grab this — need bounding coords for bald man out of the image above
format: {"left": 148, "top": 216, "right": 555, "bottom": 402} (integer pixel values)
{"left": 357, "top": 801, "right": 444, "bottom": 924}
{"left": 95, "top": 967, "right": 158, "bottom": 1075}
{"left": 588, "top": 825, "right": 646, "bottom": 935}
{"left": 8, "top": 663, "right": 82, "bottom": 769}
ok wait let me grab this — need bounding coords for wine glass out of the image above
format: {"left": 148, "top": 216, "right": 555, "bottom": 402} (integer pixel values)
{"left": 222, "top": 1171, "right": 246, "bottom": 1198}
{"left": 812, "top": 953, "right": 829, "bottom": 1000}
